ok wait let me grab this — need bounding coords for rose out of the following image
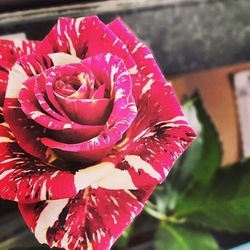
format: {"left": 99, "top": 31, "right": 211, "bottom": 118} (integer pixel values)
{"left": 0, "top": 16, "right": 195, "bottom": 250}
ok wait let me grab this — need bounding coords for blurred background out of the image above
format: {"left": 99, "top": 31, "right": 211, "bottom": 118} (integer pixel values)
{"left": 0, "top": 0, "right": 250, "bottom": 249}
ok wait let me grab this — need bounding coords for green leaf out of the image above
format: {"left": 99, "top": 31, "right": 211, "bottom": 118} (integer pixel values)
{"left": 167, "top": 93, "right": 222, "bottom": 216}
{"left": 155, "top": 223, "right": 219, "bottom": 250}
{"left": 177, "top": 159, "right": 250, "bottom": 233}
{"left": 168, "top": 130, "right": 203, "bottom": 192}
{"left": 186, "top": 92, "right": 222, "bottom": 187}
{"left": 174, "top": 93, "right": 222, "bottom": 189}
{"left": 167, "top": 96, "right": 203, "bottom": 188}
{"left": 114, "top": 225, "right": 133, "bottom": 249}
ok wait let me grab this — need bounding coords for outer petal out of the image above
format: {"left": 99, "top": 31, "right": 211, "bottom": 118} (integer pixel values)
{"left": 0, "top": 70, "right": 8, "bottom": 120}
{"left": 0, "top": 40, "right": 16, "bottom": 107}
{"left": 0, "top": 39, "right": 38, "bottom": 70}
{"left": 19, "top": 187, "right": 153, "bottom": 250}
{"left": 3, "top": 52, "right": 56, "bottom": 159}
{"left": 4, "top": 97, "right": 49, "bottom": 160}
{"left": 37, "top": 16, "right": 141, "bottom": 100}
{"left": 108, "top": 18, "right": 165, "bottom": 101}
{"left": 0, "top": 39, "right": 39, "bottom": 108}
{"left": 0, "top": 40, "right": 19, "bottom": 70}
{"left": 37, "top": 16, "right": 130, "bottom": 60}
{"left": 0, "top": 123, "right": 76, "bottom": 202}
{"left": 0, "top": 122, "right": 120, "bottom": 203}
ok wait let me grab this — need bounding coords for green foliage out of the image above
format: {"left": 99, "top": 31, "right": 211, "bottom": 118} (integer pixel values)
{"left": 155, "top": 223, "right": 219, "bottom": 250}
{"left": 184, "top": 92, "right": 222, "bottom": 187}
{"left": 179, "top": 159, "right": 250, "bottom": 233}
{"left": 114, "top": 226, "right": 133, "bottom": 249}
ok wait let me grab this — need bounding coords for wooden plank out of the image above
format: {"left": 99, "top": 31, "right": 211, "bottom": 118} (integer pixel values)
{"left": 233, "top": 70, "right": 250, "bottom": 158}
{"left": 170, "top": 62, "right": 250, "bottom": 165}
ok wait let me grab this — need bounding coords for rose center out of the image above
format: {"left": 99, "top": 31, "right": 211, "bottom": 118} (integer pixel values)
{"left": 45, "top": 63, "right": 113, "bottom": 126}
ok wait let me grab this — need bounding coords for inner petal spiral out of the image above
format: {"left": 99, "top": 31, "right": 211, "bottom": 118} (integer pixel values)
{"left": 17, "top": 53, "right": 137, "bottom": 163}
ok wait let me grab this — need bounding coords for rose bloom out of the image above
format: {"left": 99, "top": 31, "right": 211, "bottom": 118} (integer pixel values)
{"left": 0, "top": 16, "right": 195, "bottom": 250}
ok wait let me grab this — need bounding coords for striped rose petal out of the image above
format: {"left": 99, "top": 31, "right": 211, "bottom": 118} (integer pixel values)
{"left": 0, "top": 123, "right": 123, "bottom": 203}
{"left": 0, "top": 39, "right": 39, "bottom": 71}
{"left": 3, "top": 53, "right": 58, "bottom": 159}
{"left": 41, "top": 54, "right": 137, "bottom": 162}
{"left": 0, "top": 39, "right": 39, "bottom": 108}
{"left": 37, "top": 16, "right": 142, "bottom": 100}
{"left": 19, "top": 187, "right": 154, "bottom": 250}
{"left": 65, "top": 18, "right": 192, "bottom": 189}
{"left": 34, "top": 71, "right": 71, "bottom": 122}
{"left": 108, "top": 18, "right": 166, "bottom": 101}
{"left": 0, "top": 70, "right": 8, "bottom": 119}
{"left": 4, "top": 98, "right": 48, "bottom": 160}
{"left": 0, "top": 40, "right": 18, "bottom": 71}
{"left": 38, "top": 17, "right": 132, "bottom": 61}
{"left": 0, "top": 123, "right": 76, "bottom": 202}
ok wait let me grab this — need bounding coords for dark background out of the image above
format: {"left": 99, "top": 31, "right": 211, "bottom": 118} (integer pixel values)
{"left": 0, "top": 0, "right": 104, "bottom": 12}
{"left": 1, "top": 0, "right": 250, "bottom": 76}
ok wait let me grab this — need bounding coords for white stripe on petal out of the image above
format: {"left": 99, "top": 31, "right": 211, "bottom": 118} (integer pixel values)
{"left": 144, "top": 54, "right": 153, "bottom": 59}
{"left": 6, "top": 64, "right": 28, "bottom": 98}
{"left": 0, "top": 136, "right": 15, "bottom": 143}
{"left": 140, "top": 79, "right": 154, "bottom": 95}
{"left": 97, "top": 168, "right": 137, "bottom": 190}
{"left": 74, "top": 162, "right": 114, "bottom": 192}
{"left": 64, "top": 31, "right": 77, "bottom": 56}
{"left": 128, "top": 65, "right": 138, "bottom": 75}
{"left": 0, "top": 158, "right": 21, "bottom": 164}
{"left": 131, "top": 42, "right": 143, "bottom": 54}
{"left": 0, "top": 169, "right": 13, "bottom": 180}
{"left": 48, "top": 52, "right": 80, "bottom": 66}
{"left": 74, "top": 17, "right": 85, "bottom": 37}
{"left": 34, "top": 199, "right": 69, "bottom": 244}
{"left": 105, "top": 53, "right": 112, "bottom": 64}
{"left": 125, "top": 155, "right": 162, "bottom": 181}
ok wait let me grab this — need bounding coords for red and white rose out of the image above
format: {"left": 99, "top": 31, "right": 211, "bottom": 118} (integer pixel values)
{"left": 0, "top": 16, "right": 195, "bottom": 250}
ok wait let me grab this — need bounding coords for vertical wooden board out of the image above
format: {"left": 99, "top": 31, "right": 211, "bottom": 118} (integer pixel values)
{"left": 169, "top": 63, "right": 250, "bottom": 165}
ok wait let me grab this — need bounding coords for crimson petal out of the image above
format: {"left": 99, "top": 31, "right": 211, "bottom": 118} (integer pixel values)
{"left": 56, "top": 95, "right": 112, "bottom": 125}
{"left": 38, "top": 16, "right": 130, "bottom": 60}
{"left": 0, "top": 40, "right": 18, "bottom": 71}
{"left": 3, "top": 53, "right": 55, "bottom": 159}
{"left": 0, "top": 70, "right": 8, "bottom": 114}
{"left": 34, "top": 71, "right": 70, "bottom": 122}
{"left": 37, "top": 16, "right": 142, "bottom": 101}
{"left": 4, "top": 98, "right": 48, "bottom": 160}
{"left": 0, "top": 123, "right": 77, "bottom": 202}
{"left": 0, "top": 123, "right": 120, "bottom": 203}
{"left": 19, "top": 187, "right": 153, "bottom": 250}
{"left": 0, "top": 39, "right": 39, "bottom": 71}
{"left": 108, "top": 18, "right": 166, "bottom": 102}
{"left": 0, "top": 39, "right": 39, "bottom": 110}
